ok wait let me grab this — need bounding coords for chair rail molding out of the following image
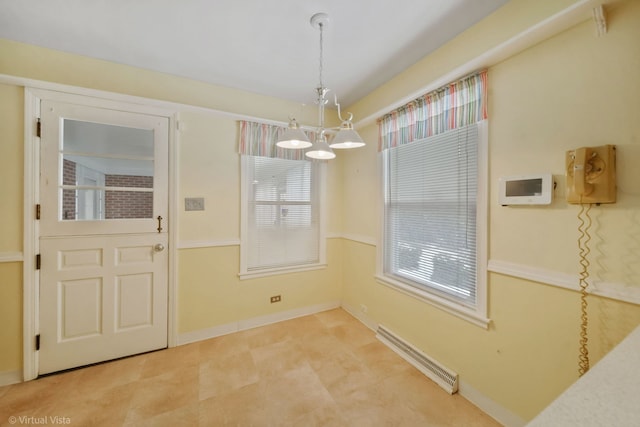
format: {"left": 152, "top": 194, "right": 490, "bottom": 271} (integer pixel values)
{"left": 488, "top": 259, "right": 640, "bottom": 306}
{"left": 0, "top": 252, "right": 23, "bottom": 263}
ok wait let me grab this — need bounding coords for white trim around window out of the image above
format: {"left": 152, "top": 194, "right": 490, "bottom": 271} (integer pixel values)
{"left": 239, "top": 155, "right": 327, "bottom": 280}
{"left": 376, "top": 121, "right": 489, "bottom": 328}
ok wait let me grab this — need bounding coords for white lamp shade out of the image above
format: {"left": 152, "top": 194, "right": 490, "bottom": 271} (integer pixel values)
{"left": 329, "top": 128, "right": 365, "bottom": 149}
{"left": 329, "top": 120, "right": 365, "bottom": 149}
{"left": 305, "top": 135, "right": 336, "bottom": 159}
{"left": 276, "top": 120, "right": 312, "bottom": 149}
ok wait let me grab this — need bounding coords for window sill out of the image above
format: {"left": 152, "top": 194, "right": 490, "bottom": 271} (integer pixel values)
{"left": 375, "top": 274, "right": 491, "bottom": 329}
{"left": 239, "top": 263, "right": 327, "bottom": 280}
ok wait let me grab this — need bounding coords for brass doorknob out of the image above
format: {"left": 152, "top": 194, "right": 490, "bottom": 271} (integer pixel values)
{"left": 154, "top": 243, "right": 165, "bottom": 252}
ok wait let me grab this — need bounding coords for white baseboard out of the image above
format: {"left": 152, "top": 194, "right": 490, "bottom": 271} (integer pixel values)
{"left": 458, "top": 379, "right": 527, "bottom": 427}
{"left": 341, "top": 301, "right": 525, "bottom": 427}
{"left": 0, "top": 370, "right": 22, "bottom": 387}
{"left": 176, "top": 300, "right": 341, "bottom": 345}
{"left": 341, "top": 301, "right": 378, "bottom": 331}
{"left": 177, "top": 323, "right": 239, "bottom": 346}
{"left": 237, "top": 301, "right": 340, "bottom": 331}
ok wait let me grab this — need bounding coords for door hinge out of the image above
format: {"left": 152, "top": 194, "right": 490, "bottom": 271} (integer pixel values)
{"left": 36, "top": 204, "right": 41, "bottom": 220}
{"left": 36, "top": 334, "right": 40, "bottom": 351}
{"left": 36, "top": 254, "right": 41, "bottom": 270}
{"left": 36, "top": 118, "right": 41, "bottom": 138}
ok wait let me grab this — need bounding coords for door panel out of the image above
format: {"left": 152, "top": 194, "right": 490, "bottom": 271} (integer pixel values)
{"left": 39, "top": 234, "right": 168, "bottom": 375}
{"left": 38, "top": 100, "right": 169, "bottom": 375}
{"left": 59, "top": 277, "right": 102, "bottom": 340}
{"left": 116, "top": 273, "right": 153, "bottom": 330}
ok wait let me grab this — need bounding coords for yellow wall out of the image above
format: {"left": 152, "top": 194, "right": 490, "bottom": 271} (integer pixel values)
{"left": 0, "top": 83, "right": 23, "bottom": 252}
{"left": 0, "top": 38, "right": 343, "bottom": 375}
{"left": 0, "top": 263, "right": 22, "bottom": 371}
{"left": 1, "top": 0, "right": 639, "bottom": 422}
{"left": 177, "top": 112, "right": 240, "bottom": 243}
{"left": 178, "top": 240, "right": 342, "bottom": 333}
{"left": 0, "top": 40, "right": 318, "bottom": 126}
{"left": 175, "top": 110, "right": 343, "bottom": 334}
{"left": 340, "top": 0, "right": 640, "bottom": 421}
{"left": 490, "top": 3, "right": 640, "bottom": 278}
{"left": 0, "top": 83, "right": 24, "bottom": 374}
{"left": 348, "top": 0, "right": 584, "bottom": 122}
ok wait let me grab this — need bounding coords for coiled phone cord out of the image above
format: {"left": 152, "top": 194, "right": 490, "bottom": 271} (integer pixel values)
{"left": 577, "top": 202, "right": 592, "bottom": 376}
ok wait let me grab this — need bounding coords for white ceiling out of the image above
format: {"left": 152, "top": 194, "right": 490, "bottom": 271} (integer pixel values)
{"left": 0, "top": 0, "right": 508, "bottom": 107}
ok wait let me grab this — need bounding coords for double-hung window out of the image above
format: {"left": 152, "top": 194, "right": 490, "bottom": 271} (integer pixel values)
{"left": 239, "top": 121, "right": 325, "bottom": 278}
{"left": 377, "top": 71, "right": 489, "bottom": 326}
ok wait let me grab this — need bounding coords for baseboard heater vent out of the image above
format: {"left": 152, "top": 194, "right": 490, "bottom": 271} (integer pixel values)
{"left": 376, "top": 325, "right": 459, "bottom": 394}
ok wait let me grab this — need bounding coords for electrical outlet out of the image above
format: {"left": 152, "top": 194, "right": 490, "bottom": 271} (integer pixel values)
{"left": 270, "top": 295, "right": 281, "bottom": 303}
{"left": 360, "top": 304, "right": 368, "bottom": 314}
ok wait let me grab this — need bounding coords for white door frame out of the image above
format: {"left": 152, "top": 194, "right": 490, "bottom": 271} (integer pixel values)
{"left": 23, "top": 87, "right": 179, "bottom": 381}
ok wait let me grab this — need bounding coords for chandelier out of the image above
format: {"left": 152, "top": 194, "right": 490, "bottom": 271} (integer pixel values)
{"left": 276, "top": 12, "right": 365, "bottom": 159}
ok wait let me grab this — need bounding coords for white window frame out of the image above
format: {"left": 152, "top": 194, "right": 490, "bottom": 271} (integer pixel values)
{"left": 376, "top": 121, "right": 489, "bottom": 328}
{"left": 75, "top": 163, "right": 106, "bottom": 220}
{"left": 239, "top": 155, "right": 327, "bottom": 279}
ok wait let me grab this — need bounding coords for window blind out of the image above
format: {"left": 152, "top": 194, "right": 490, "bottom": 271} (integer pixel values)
{"left": 383, "top": 124, "right": 478, "bottom": 305}
{"left": 238, "top": 120, "right": 323, "bottom": 274}
{"left": 244, "top": 156, "right": 320, "bottom": 271}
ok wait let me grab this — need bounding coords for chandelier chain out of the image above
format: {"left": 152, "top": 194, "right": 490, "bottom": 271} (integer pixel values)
{"left": 318, "top": 22, "right": 324, "bottom": 89}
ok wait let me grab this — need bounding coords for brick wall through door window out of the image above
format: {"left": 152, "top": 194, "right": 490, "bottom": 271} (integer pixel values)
{"left": 104, "top": 175, "right": 153, "bottom": 219}
{"left": 61, "top": 159, "right": 153, "bottom": 220}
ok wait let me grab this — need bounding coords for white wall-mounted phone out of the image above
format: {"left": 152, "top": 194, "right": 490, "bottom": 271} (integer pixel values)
{"left": 566, "top": 145, "right": 616, "bottom": 204}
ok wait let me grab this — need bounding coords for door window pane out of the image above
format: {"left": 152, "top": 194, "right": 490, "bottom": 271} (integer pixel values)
{"left": 61, "top": 119, "right": 154, "bottom": 221}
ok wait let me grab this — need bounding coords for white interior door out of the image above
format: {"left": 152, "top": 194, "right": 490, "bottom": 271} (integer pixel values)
{"left": 38, "top": 100, "right": 169, "bottom": 375}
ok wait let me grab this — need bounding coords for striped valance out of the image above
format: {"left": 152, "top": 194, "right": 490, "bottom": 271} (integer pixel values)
{"left": 238, "top": 120, "right": 314, "bottom": 160}
{"left": 378, "top": 70, "right": 488, "bottom": 151}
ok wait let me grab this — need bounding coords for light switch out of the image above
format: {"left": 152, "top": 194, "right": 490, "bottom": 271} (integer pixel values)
{"left": 185, "top": 197, "right": 205, "bottom": 211}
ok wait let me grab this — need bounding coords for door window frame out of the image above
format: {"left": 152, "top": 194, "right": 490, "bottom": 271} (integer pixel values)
{"left": 39, "top": 100, "right": 168, "bottom": 236}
